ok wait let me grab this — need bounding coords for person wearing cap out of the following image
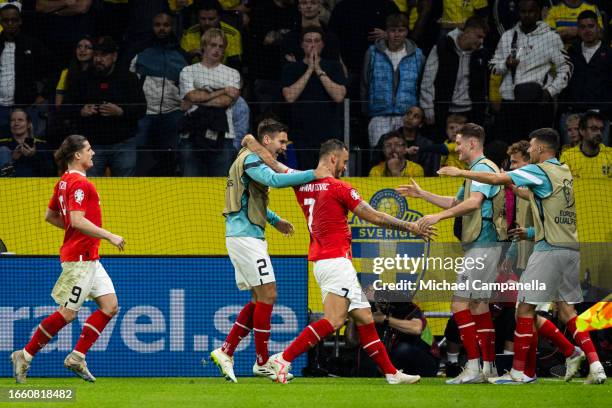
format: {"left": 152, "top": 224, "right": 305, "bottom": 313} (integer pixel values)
{"left": 0, "top": 1, "right": 58, "bottom": 136}
{"left": 63, "top": 35, "right": 146, "bottom": 177}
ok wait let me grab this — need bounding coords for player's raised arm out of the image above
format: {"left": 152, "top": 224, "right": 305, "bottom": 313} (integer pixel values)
{"left": 396, "top": 178, "right": 457, "bottom": 209}
{"left": 70, "top": 211, "right": 125, "bottom": 251}
{"left": 438, "top": 166, "right": 512, "bottom": 185}
{"left": 352, "top": 201, "right": 436, "bottom": 241}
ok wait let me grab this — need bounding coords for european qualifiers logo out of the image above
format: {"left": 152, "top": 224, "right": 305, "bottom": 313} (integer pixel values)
{"left": 349, "top": 189, "right": 428, "bottom": 296}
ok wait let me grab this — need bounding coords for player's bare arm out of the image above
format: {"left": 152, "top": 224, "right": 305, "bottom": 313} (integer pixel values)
{"left": 396, "top": 178, "right": 457, "bottom": 209}
{"left": 438, "top": 167, "right": 512, "bottom": 185}
{"left": 70, "top": 211, "right": 126, "bottom": 251}
{"left": 241, "top": 134, "right": 331, "bottom": 179}
{"left": 44, "top": 208, "right": 65, "bottom": 229}
{"left": 352, "top": 201, "right": 436, "bottom": 241}
{"left": 273, "top": 218, "right": 294, "bottom": 236}
{"left": 241, "top": 134, "right": 290, "bottom": 173}
{"left": 417, "top": 193, "right": 484, "bottom": 229}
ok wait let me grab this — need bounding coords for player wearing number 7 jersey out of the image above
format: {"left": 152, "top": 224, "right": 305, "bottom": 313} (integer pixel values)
{"left": 242, "top": 137, "right": 436, "bottom": 384}
{"left": 211, "top": 120, "right": 327, "bottom": 383}
{"left": 10, "top": 135, "right": 125, "bottom": 384}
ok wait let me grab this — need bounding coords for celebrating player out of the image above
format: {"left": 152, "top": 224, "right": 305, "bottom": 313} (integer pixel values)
{"left": 10, "top": 135, "right": 125, "bottom": 384}
{"left": 243, "top": 137, "right": 435, "bottom": 384}
{"left": 439, "top": 128, "right": 606, "bottom": 385}
{"left": 398, "top": 123, "right": 507, "bottom": 384}
{"left": 211, "top": 120, "right": 326, "bottom": 383}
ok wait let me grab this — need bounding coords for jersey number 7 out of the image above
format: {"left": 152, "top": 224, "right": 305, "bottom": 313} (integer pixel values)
{"left": 303, "top": 198, "right": 315, "bottom": 233}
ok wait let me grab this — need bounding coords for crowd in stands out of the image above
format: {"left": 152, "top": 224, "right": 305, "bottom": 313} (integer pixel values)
{"left": 0, "top": 0, "right": 611, "bottom": 178}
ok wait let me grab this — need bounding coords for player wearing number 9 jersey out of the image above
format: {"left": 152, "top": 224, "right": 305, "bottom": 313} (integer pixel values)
{"left": 11, "top": 135, "right": 125, "bottom": 385}
{"left": 241, "top": 137, "right": 436, "bottom": 384}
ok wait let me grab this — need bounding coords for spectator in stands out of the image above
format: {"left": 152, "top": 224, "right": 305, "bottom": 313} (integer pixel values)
{"left": 490, "top": 0, "right": 571, "bottom": 143}
{"left": 420, "top": 16, "right": 490, "bottom": 135}
{"left": 131, "top": 13, "right": 189, "bottom": 176}
{"left": 361, "top": 13, "right": 424, "bottom": 148}
{"left": 35, "top": 0, "right": 95, "bottom": 66}
{"left": 281, "top": 0, "right": 341, "bottom": 64}
{"left": 346, "top": 292, "right": 440, "bottom": 377}
{"left": 179, "top": 28, "right": 241, "bottom": 176}
{"left": 0, "top": 2, "right": 57, "bottom": 137}
{"left": 0, "top": 109, "right": 54, "bottom": 177}
{"left": 561, "top": 113, "right": 581, "bottom": 152}
{"left": 390, "top": 0, "right": 432, "bottom": 47}
{"left": 545, "top": 0, "right": 602, "bottom": 48}
{"left": 438, "top": 0, "right": 489, "bottom": 37}
{"left": 180, "top": 0, "right": 242, "bottom": 70}
{"left": 561, "top": 10, "right": 612, "bottom": 146}
{"left": 231, "top": 92, "right": 250, "bottom": 151}
{"left": 560, "top": 111, "right": 612, "bottom": 178}
{"left": 409, "top": 113, "right": 468, "bottom": 171}
{"left": 122, "top": 0, "right": 170, "bottom": 67}
{"left": 249, "top": 0, "right": 296, "bottom": 114}
{"left": 281, "top": 25, "right": 347, "bottom": 168}
{"left": 64, "top": 36, "right": 146, "bottom": 177}
{"left": 380, "top": 106, "right": 439, "bottom": 176}
{"left": 328, "top": 0, "right": 398, "bottom": 98}
{"left": 368, "top": 131, "right": 424, "bottom": 177}
{"left": 55, "top": 37, "right": 94, "bottom": 108}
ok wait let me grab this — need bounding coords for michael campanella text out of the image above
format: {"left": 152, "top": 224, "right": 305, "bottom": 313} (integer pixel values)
{"left": 373, "top": 279, "right": 547, "bottom": 292}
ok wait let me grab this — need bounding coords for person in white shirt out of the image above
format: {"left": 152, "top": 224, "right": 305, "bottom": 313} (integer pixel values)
{"left": 179, "top": 28, "right": 241, "bottom": 176}
{"left": 490, "top": 0, "right": 571, "bottom": 143}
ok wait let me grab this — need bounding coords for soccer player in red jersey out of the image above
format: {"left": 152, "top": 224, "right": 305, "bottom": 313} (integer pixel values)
{"left": 10, "top": 135, "right": 125, "bottom": 384}
{"left": 242, "top": 137, "right": 435, "bottom": 384}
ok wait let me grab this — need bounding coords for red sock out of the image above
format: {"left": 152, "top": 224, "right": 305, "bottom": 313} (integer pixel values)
{"left": 454, "top": 310, "right": 480, "bottom": 360}
{"left": 221, "top": 302, "right": 255, "bottom": 357}
{"left": 524, "top": 328, "right": 538, "bottom": 378}
{"left": 538, "top": 318, "right": 574, "bottom": 358}
{"left": 357, "top": 322, "right": 397, "bottom": 375}
{"left": 567, "top": 316, "right": 599, "bottom": 364}
{"left": 473, "top": 311, "right": 496, "bottom": 363}
{"left": 512, "top": 316, "right": 534, "bottom": 372}
{"left": 253, "top": 302, "right": 273, "bottom": 365}
{"left": 282, "top": 319, "right": 334, "bottom": 362}
{"left": 74, "top": 310, "right": 112, "bottom": 355}
{"left": 25, "top": 311, "right": 68, "bottom": 356}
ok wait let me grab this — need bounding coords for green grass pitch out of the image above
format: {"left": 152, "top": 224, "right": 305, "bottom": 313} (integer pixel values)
{"left": 0, "top": 377, "right": 610, "bottom": 407}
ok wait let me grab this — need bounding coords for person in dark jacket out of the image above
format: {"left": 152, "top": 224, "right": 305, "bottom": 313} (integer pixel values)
{"left": 64, "top": 36, "right": 146, "bottom": 177}
{"left": 0, "top": 2, "right": 58, "bottom": 137}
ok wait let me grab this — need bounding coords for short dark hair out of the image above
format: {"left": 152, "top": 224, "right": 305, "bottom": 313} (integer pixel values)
{"left": 301, "top": 25, "right": 326, "bottom": 43}
{"left": 463, "top": 15, "right": 489, "bottom": 33}
{"left": 577, "top": 10, "right": 598, "bottom": 22}
{"left": 319, "top": 139, "right": 347, "bottom": 158}
{"left": 257, "top": 119, "right": 288, "bottom": 142}
{"left": 54, "top": 135, "right": 88, "bottom": 173}
{"left": 529, "top": 128, "right": 559, "bottom": 152}
{"left": 579, "top": 110, "right": 605, "bottom": 130}
{"left": 386, "top": 13, "right": 409, "bottom": 30}
{"left": 507, "top": 140, "right": 530, "bottom": 160}
{"left": 382, "top": 131, "right": 405, "bottom": 145}
{"left": 446, "top": 113, "right": 467, "bottom": 125}
{"left": 197, "top": 0, "right": 223, "bottom": 14}
{"left": 459, "top": 123, "right": 485, "bottom": 145}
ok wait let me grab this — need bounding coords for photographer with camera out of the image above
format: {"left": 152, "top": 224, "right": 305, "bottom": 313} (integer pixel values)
{"left": 345, "top": 288, "right": 440, "bottom": 377}
{"left": 0, "top": 109, "right": 54, "bottom": 177}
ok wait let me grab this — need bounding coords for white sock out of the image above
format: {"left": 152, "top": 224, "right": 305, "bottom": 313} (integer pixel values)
{"left": 483, "top": 361, "right": 495, "bottom": 373}
{"left": 22, "top": 349, "right": 33, "bottom": 362}
{"left": 447, "top": 352, "right": 459, "bottom": 364}
{"left": 510, "top": 368, "right": 523, "bottom": 378}
{"left": 466, "top": 359, "right": 480, "bottom": 371}
{"left": 590, "top": 361, "right": 603, "bottom": 371}
{"left": 71, "top": 350, "right": 86, "bottom": 359}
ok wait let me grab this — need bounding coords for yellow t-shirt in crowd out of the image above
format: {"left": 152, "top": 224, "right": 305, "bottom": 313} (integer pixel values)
{"left": 56, "top": 68, "right": 69, "bottom": 94}
{"left": 559, "top": 144, "right": 612, "bottom": 178}
{"left": 219, "top": 0, "right": 241, "bottom": 9}
{"left": 369, "top": 160, "right": 425, "bottom": 177}
{"left": 441, "top": 0, "right": 487, "bottom": 25}
{"left": 545, "top": 1, "right": 602, "bottom": 31}
{"left": 180, "top": 21, "right": 242, "bottom": 64}
{"left": 441, "top": 140, "right": 466, "bottom": 169}
{"left": 393, "top": 0, "right": 419, "bottom": 30}
{"left": 168, "top": 0, "right": 194, "bottom": 11}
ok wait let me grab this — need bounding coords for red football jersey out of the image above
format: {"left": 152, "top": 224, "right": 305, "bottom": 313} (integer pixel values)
{"left": 294, "top": 177, "right": 363, "bottom": 261}
{"left": 48, "top": 170, "right": 102, "bottom": 262}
